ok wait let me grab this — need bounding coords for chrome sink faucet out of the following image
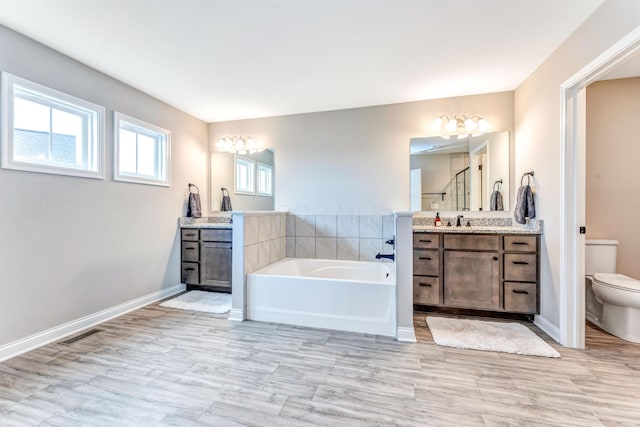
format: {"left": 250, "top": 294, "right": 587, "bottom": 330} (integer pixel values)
{"left": 456, "top": 215, "right": 464, "bottom": 227}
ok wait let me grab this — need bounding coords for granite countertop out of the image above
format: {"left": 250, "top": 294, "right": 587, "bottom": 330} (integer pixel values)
{"left": 412, "top": 217, "right": 543, "bottom": 235}
{"left": 179, "top": 216, "right": 232, "bottom": 229}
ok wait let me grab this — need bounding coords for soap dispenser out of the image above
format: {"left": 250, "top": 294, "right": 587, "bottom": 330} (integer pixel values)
{"left": 434, "top": 212, "right": 442, "bottom": 227}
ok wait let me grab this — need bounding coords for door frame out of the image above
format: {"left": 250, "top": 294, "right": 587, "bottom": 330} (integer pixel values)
{"left": 560, "top": 25, "right": 640, "bottom": 348}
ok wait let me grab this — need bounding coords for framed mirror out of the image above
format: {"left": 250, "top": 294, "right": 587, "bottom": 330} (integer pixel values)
{"left": 410, "top": 131, "right": 509, "bottom": 212}
{"left": 210, "top": 149, "right": 275, "bottom": 211}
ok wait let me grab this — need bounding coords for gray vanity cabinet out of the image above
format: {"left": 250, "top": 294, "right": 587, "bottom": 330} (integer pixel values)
{"left": 443, "top": 250, "right": 500, "bottom": 310}
{"left": 181, "top": 227, "right": 232, "bottom": 293}
{"left": 413, "top": 233, "right": 441, "bottom": 305}
{"left": 413, "top": 231, "right": 540, "bottom": 315}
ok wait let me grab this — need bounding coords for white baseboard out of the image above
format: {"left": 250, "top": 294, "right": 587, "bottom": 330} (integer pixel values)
{"left": 228, "top": 308, "right": 245, "bottom": 322}
{"left": 534, "top": 314, "right": 560, "bottom": 343}
{"left": 397, "top": 326, "right": 417, "bottom": 343}
{"left": 0, "top": 284, "right": 185, "bottom": 362}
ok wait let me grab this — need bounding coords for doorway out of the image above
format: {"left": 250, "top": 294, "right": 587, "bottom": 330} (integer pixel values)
{"left": 561, "top": 25, "right": 640, "bottom": 348}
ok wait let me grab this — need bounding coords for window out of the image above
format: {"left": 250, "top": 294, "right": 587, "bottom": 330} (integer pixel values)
{"left": 257, "top": 162, "right": 273, "bottom": 196}
{"left": 235, "top": 156, "right": 255, "bottom": 194}
{"left": 114, "top": 112, "right": 170, "bottom": 186}
{"left": 1, "top": 72, "right": 105, "bottom": 178}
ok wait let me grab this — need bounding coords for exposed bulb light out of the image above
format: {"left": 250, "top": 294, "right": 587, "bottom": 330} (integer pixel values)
{"left": 215, "top": 136, "right": 260, "bottom": 154}
{"left": 430, "top": 114, "right": 492, "bottom": 136}
{"left": 464, "top": 118, "right": 477, "bottom": 132}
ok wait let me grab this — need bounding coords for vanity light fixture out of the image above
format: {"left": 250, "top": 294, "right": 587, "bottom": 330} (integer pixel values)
{"left": 431, "top": 115, "right": 491, "bottom": 135}
{"left": 214, "top": 136, "right": 260, "bottom": 155}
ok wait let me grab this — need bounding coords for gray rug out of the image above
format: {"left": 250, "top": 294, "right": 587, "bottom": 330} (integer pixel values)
{"left": 160, "top": 290, "right": 231, "bottom": 314}
{"left": 426, "top": 316, "right": 560, "bottom": 358}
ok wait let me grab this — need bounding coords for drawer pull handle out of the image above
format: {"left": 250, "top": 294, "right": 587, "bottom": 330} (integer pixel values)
{"left": 184, "top": 268, "right": 196, "bottom": 271}
{"left": 184, "top": 234, "right": 196, "bottom": 237}
{"left": 512, "top": 261, "right": 529, "bottom": 265}
{"left": 493, "top": 256, "right": 498, "bottom": 261}
{"left": 512, "top": 242, "right": 529, "bottom": 245}
{"left": 419, "top": 257, "right": 432, "bottom": 261}
{"left": 185, "top": 247, "right": 196, "bottom": 250}
{"left": 512, "top": 289, "right": 529, "bottom": 294}
{"left": 419, "top": 282, "right": 432, "bottom": 287}
{"left": 419, "top": 240, "right": 432, "bottom": 243}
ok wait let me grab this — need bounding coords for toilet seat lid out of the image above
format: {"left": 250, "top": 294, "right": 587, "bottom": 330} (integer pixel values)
{"left": 593, "top": 273, "right": 640, "bottom": 292}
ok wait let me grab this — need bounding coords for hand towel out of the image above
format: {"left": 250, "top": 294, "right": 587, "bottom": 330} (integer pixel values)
{"left": 220, "top": 188, "right": 233, "bottom": 211}
{"left": 514, "top": 185, "right": 535, "bottom": 224}
{"left": 490, "top": 190, "right": 504, "bottom": 211}
{"left": 188, "top": 184, "right": 202, "bottom": 218}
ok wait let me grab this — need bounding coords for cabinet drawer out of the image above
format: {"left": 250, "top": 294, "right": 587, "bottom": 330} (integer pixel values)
{"left": 504, "top": 282, "right": 537, "bottom": 313}
{"left": 181, "top": 229, "right": 199, "bottom": 241}
{"left": 413, "top": 233, "right": 439, "bottom": 249}
{"left": 201, "top": 228, "right": 232, "bottom": 242}
{"left": 181, "top": 241, "right": 200, "bottom": 262}
{"left": 413, "top": 276, "right": 440, "bottom": 305}
{"left": 504, "top": 253, "right": 537, "bottom": 282}
{"left": 413, "top": 250, "right": 439, "bottom": 276}
{"left": 181, "top": 262, "right": 199, "bottom": 285}
{"left": 444, "top": 234, "right": 498, "bottom": 251}
{"left": 504, "top": 235, "right": 537, "bottom": 252}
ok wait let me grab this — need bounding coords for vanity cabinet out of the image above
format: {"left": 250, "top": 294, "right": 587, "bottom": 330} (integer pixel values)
{"left": 413, "top": 231, "right": 539, "bottom": 315}
{"left": 181, "top": 227, "right": 232, "bottom": 293}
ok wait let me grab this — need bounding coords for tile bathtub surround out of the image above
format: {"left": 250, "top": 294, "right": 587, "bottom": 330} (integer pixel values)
{"left": 287, "top": 214, "right": 395, "bottom": 261}
{"left": 244, "top": 212, "right": 287, "bottom": 274}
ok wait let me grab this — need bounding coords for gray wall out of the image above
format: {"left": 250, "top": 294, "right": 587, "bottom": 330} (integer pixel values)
{"left": 209, "top": 91, "right": 514, "bottom": 215}
{"left": 0, "top": 25, "right": 208, "bottom": 346}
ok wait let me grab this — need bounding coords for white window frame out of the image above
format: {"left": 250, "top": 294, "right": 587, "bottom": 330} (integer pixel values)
{"left": 234, "top": 156, "right": 255, "bottom": 194}
{"left": 0, "top": 72, "right": 105, "bottom": 179}
{"left": 256, "top": 162, "right": 273, "bottom": 197}
{"left": 113, "top": 111, "right": 170, "bottom": 187}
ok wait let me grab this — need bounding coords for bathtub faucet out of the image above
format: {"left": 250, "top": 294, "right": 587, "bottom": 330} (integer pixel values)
{"left": 375, "top": 252, "right": 395, "bottom": 261}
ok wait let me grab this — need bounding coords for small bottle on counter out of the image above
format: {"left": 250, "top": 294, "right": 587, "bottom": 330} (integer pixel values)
{"left": 434, "top": 212, "right": 442, "bottom": 227}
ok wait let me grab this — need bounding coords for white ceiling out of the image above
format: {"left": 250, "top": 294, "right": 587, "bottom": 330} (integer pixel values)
{"left": 0, "top": 0, "right": 605, "bottom": 123}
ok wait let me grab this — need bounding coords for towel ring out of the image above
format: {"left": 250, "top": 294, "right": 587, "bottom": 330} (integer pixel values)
{"left": 493, "top": 179, "right": 503, "bottom": 192}
{"left": 520, "top": 171, "right": 534, "bottom": 186}
{"left": 188, "top": 183, "right": 200, "bottom": 194}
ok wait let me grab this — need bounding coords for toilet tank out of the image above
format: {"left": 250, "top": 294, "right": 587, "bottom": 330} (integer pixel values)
{"left": 585, "top": 239, "right": 618, "bottom": 276}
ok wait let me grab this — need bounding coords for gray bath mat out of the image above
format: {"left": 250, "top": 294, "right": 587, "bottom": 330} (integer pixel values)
{"left": 426, "top": 316, "right": 560, "bottom": 358}
{"left": 160, "top": 291, "right": 231, "bottom": 314}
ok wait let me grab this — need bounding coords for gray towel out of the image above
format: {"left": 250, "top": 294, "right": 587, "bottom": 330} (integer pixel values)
{"left": 514, "top": 185, "right": 536, "bottom": 224}
{"left": 490, "top": 190, "right": 503, "bottom": 211}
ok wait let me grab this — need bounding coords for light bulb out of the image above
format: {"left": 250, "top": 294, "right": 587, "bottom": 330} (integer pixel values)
{"left": 464, "top": 118, "right": 477, "bottom": 132}
{"left": 246, "top": 137, "right": 256, "bottom": 149}
{"left": 478, "top": 118, "right": 491, "bottom": 132}
{"left": 431, "top": 117, "right": 443, "bottom": 131}
{"left": 215, "top": 139, "right": 225, "bottom": 149}
{"left": 445, "top": 118, "right": 457, "bottom": 132}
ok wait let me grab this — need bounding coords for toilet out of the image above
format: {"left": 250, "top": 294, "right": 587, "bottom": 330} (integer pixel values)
{"left": 585, "top": 239, "right": 640, "bottom": 343}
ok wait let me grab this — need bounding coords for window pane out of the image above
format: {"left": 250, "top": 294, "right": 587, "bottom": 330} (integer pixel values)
{"left": 137, "top": 133, "right": 156, "bottom": 177}
{"left": 119, "top": 129, "right": 137, "bottom": 174}
{"left": 51, "top": 108, "right": 84, "bottom": 166}
{"left": 1, "top": 73, "right": 104, "bottom": 178}
{"left": 14, "top": 96, "right": 50, "bottom": 132}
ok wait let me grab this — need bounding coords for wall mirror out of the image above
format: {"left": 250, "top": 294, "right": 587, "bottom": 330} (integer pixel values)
{"left": 210, "top": 149, "right": 275, "bottom": 211}
{"left": 410, "top": 131, "right": 509, "bottom": 212}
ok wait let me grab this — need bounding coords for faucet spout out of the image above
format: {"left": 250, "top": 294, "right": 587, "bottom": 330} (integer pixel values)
{"left": 456, "top": 215, "right": 464, "bottom": 227}
{"left": 375, "top": 252, "right": 395, "bottom": 261}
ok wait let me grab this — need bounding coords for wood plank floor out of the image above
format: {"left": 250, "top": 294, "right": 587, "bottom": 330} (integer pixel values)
{"left": 1, "top": 302, "right": 640, "bottom": 426}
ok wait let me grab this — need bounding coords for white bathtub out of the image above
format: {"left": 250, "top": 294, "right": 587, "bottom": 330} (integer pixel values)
{"left": 247, "top": 258, "right": 396, "bottom": 337}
